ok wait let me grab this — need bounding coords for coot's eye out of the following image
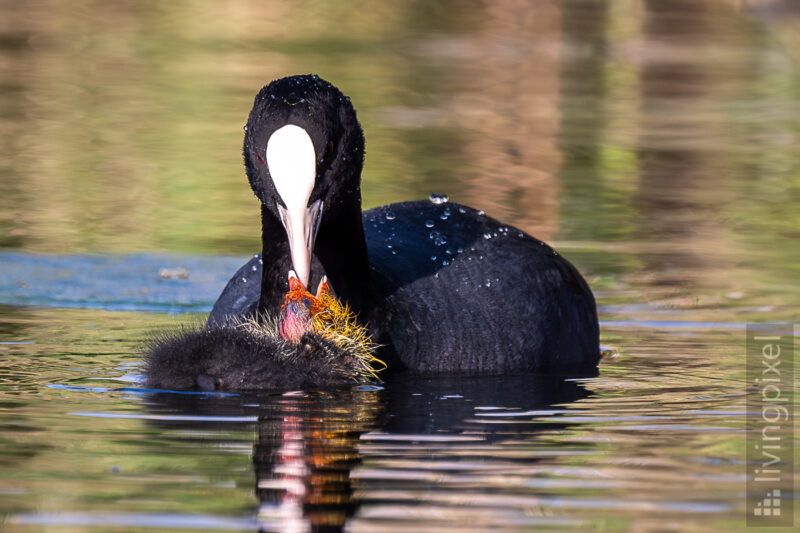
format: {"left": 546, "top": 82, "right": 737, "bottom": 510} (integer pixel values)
{"left": 323, "top": 140, "right": 335, "bottom": 161}
{"left": 256, "top": 151, "right": 265, "bottom": 165}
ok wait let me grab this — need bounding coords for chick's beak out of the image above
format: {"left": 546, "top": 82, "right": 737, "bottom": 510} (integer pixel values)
{"left": 279, "top": 271, "right": 312, "bottom": 342}
{"left": 279, "top": 270, "right": 329, "bottom": 342}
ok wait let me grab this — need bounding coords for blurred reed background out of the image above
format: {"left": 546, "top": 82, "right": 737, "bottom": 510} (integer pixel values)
{"left": 0, "top": 0, "right": 798, "bottom": 298}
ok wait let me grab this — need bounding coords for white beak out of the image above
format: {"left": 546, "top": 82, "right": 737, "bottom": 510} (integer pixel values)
{"left": 266, "top": 124, "right": 322, "bottom": 288}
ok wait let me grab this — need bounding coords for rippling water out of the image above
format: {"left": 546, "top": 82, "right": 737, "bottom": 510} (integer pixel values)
{"left": 0, "top": 306, "right": 767, "bottom": 531}
{"left": 1, "top": 0, "right": 799, "bottom": 531}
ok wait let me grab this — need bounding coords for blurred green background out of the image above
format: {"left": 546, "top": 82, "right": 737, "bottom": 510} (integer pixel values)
{"left": 0, "top": 0, "right": 799, "bottom": 308}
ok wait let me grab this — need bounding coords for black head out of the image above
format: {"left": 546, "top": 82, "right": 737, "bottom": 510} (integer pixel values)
{"left": 242, "top": 75, "right": 365, "bottom": 290}
{"left": 243, "top": 75, "right": 364, "bottom": 216}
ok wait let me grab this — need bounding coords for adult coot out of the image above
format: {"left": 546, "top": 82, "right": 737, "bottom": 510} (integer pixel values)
{"left": 210, "top": 74, "right": 599, "bottom": 374}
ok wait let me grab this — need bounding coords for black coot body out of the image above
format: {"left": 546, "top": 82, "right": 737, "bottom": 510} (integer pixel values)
{"left": 209, "top": 75, "right": 600, "bottom": 375}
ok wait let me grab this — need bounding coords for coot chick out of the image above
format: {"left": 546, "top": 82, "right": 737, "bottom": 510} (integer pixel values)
{"left": 145, "top": 274, "right": 383, "bottom": 391}
{"left": 210, "top": 74, "right": 600, "bottom": 375}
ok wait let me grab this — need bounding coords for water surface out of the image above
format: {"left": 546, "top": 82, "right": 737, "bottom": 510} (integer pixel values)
{"left": 1, "top": 1, "right": 799, "bottom": 531}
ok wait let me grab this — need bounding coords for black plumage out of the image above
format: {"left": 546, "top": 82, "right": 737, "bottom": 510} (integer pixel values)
{"left": 144, "top": 325, "right": 369, "bottom": 392}
{"left": 207, "top": 74, "right": 600, "bottom": 375}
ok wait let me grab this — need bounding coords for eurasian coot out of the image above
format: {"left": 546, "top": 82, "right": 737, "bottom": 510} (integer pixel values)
{"left": 209, "top": 74, "right": 600, "bottom": 374}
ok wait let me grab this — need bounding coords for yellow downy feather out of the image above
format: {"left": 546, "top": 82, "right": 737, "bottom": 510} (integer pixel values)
{"left": 310, "top": 289, "right": 386, "bottom": 382}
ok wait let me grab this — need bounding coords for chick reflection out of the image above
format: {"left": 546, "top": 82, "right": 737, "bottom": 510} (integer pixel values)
{"left": 143, "top": 387, "right": 383, "bottom": 533}
{"left": 253, "top": 389, "right": 383, "bottom": 532}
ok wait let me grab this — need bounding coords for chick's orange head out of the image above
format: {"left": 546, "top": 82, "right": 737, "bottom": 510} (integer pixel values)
{"left": 279, "top": 277, "right": 313, "bottom": 343}
{"left": 278, "top": 275, "right": 332, "bottom": 342}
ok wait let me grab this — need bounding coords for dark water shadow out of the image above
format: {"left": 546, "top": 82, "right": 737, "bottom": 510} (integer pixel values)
{"left": 381, "top": 373, "right": 591, "bottom": 437}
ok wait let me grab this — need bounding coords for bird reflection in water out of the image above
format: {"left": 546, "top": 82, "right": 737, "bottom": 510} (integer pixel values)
{"left": 144, "top": 372, "right": 590, "bottom": 532}
{"left": 253, "top": 389, "right": 383, "bottom": 531}
{"left": 143, "top": 387, "right": 383, "bottom": 532}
